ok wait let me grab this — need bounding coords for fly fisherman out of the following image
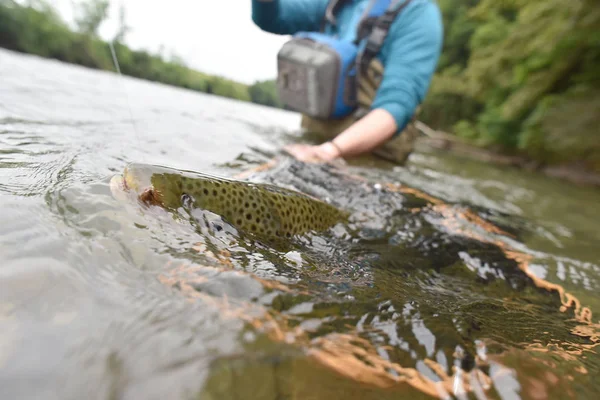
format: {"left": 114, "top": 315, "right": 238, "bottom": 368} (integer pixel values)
{"left": 252, "top": 0, "right": 443, "bottom": 165}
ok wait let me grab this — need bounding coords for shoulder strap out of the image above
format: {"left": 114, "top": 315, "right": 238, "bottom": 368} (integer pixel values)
{"left": 355, "top": 0, "right": 394, "bottom": 43}
{"left": 357, "top": 0, "right": 412, "bottom": 74}
{"left": 321, "top": 0, "right": 350, "bottom": 32}
{"left": 321, "top": 0, "right": 393, "bottom": 34}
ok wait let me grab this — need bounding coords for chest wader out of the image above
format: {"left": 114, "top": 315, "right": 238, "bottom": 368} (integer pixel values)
{"left": 299, "top": 1, "right": 420, "bottom": 166}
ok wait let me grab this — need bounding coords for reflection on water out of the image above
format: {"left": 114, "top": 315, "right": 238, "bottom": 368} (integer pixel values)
{"left": 0, "top": 48, "right": 599, "bottom": 399}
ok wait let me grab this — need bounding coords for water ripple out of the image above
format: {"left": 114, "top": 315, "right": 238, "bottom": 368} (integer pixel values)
{"left": 0, "top": 48, "right": 598, "bottom": 399}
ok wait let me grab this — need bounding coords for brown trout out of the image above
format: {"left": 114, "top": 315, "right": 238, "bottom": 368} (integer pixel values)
{"left": 110, "top": 163, "right": 348, "bottom": 240}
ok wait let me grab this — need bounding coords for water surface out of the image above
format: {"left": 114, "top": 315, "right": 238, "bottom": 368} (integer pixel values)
{"left": 1, "top": 48, "right": 599, "bottom": 400}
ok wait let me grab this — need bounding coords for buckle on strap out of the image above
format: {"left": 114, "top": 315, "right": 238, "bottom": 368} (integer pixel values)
{"left": 379, "top": 10, "right": 397, "bottom": 26}
{"left": 365, "top": 26, "right": 387, "bottom": 53}
{"left": 325, "top": 6, "right": 337, "bottom": 27}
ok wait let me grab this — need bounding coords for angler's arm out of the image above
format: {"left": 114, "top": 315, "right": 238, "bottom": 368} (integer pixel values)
{"left": 285, "top": 2, "right": 443, "bottom": 162}
{"left": 369, "top": 1, "right": 444, "bottom": 137}
{"left": 322, "top": 1, "right": 444, "bottom": 158}
{"left": 252, "top": 0, "right": 329, "bottom": 35}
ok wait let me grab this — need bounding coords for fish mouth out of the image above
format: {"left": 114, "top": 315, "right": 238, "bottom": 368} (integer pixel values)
{"left": 110, "top": 169, "right": 164, "bottom": 207}
{"left": 110, "top": 173, "right": 162, "bottom": 208}
{"left": 138, "top": 187, "right": 164, "bottom": 206}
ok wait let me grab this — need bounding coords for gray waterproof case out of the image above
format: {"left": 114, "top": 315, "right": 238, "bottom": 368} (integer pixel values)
{"left": 276, "top": 39, "right": 341, "bottom": 119}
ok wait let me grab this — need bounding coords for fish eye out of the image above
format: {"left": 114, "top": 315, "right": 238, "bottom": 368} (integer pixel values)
{"left": 181, "top": 193, "right": 195, "bottom": 208}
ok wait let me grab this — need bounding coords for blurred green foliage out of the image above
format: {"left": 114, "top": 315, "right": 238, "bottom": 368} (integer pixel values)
{"left": 1, "top": 0, "right": 598, "bottom": 171}
{"left": 420, "top": 0, "right": 600, "bottom": 171}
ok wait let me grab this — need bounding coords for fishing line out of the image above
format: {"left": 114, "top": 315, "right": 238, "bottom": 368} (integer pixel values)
{"left": 108, "top": 40, "right": 146, "bottom": 163}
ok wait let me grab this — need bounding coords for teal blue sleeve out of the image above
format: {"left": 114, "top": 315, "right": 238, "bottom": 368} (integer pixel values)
{"left": 252, "top": 0, "right": 329, "bottom": 35}
{"left": 372, "top": 0, "right": 444, "bottom": 135}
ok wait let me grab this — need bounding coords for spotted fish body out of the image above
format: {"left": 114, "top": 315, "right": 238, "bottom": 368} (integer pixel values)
{"left": 113, "top": 163, "right": 348, "bottom": 240}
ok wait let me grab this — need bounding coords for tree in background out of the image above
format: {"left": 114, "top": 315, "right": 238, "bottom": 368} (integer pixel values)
{"left": 113, "top": 3, "right": 131, "bottom": 43}
{"left": 418, "top": 0, "right": 482, "bottom": 134}
{"left": 73, "top": 0, "right": 109, "bottom": 36}
{"left": 420, "top": 0, "right": 600, "bottom": 172}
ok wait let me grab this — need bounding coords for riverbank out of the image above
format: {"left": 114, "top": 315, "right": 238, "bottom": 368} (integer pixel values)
{"left": 0, "top": 0, "right": 281, "bottom": 108}
{"left": 414, "top": 121, "right": 600, "bottom": 188}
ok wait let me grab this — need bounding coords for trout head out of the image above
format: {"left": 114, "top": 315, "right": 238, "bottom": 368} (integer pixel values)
{"left": 110, "top": 163, "right": 195, "bottom": 211}
{"left": 110, "top": 162, "right": 243, "bottom": 213}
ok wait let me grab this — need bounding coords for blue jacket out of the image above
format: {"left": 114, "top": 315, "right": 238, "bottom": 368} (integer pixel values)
{"left": 252, "top": 0, "right": 443, "bottom": 134}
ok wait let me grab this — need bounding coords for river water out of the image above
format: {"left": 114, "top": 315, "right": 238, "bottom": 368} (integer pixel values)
{"left": 0, "top": 48, "right": 599, "bottom": 400}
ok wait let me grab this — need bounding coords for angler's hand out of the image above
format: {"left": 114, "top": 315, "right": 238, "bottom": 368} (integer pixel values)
{"left": 283, "top": 142, "right": 341, "bottom": 163}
